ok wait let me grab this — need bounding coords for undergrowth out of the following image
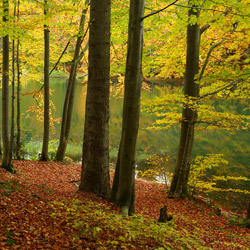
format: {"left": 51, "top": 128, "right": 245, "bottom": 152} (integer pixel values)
{"left": 50, "top": 199, "right": 209, "bottom": 250}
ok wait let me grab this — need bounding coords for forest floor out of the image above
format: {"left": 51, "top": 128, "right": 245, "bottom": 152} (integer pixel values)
{"left": 0, "top": 160, "right": 250, "bottom": 250}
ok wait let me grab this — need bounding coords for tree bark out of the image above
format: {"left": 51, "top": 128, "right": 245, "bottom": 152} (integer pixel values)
{"left": 9, "top": 36, "right": 15, "bottom": 162}
{"left": 79, "top": 0, "right": 111, "bottom": 197}
{"left": 16, "top": 0, "right": 21, "bottom": 159}
{"left": 1, "top": 0, "right": 13, "bottom": 172}
{"left": 56, "top": 1, "right": 89, "bottom": 161}
{"left": 169, "top": 1, "right": 200, "bottom": 197}
{"left": 40, "top": 0, "right": 50, "bottom": 161}
{"left": 114, "top": 0, "right": 145, "bottom": 216}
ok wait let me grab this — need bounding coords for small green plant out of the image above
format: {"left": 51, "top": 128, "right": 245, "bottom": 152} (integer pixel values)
{"left": 4, "top": 230, "right": 17, "bottom": 246}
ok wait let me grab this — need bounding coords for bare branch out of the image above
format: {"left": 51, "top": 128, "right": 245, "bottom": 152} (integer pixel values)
{"left": 142, "top": 0, "right": 179, "bottom": 20}
{"left": 49, "top": 40, "right": 71, "bottom": 75}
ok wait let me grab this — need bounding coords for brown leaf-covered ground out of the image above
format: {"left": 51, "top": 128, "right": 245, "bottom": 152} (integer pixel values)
{"left": 0, "top": 160, "right": 249, "bottom": 249}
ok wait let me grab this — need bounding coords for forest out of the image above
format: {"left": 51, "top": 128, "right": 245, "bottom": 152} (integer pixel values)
{"left": 1, "top": 0, "right": 250, "bottom": 249}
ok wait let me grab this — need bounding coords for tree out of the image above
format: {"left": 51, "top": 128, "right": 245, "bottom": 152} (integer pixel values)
{"left": 111, "top": 0, "right": 145, "bottom": 216}
{"left": 16, "top": 0, "right": 21, "bottom": 159}
{"left": 56, "top": 0, "right": 89, "bottom": 161}
{"left": 1, "top": 0, "right": 13, "bottom": 172}
{"left": 40, "top": 0, "right": 50, "bottom": 161}
{"left": 79, "top": 0, "right": 111, "bottom": 196}
{"left": 169, "top": 1, "right": 200, "bottom": 197}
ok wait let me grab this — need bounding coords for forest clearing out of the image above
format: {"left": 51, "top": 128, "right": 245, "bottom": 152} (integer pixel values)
{"left": 0, "top": 160, "right": 250, "bottom": 249}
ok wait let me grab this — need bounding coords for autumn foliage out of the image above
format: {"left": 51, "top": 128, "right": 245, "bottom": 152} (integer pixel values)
{"left": 1, "top": 160, "right": 250, "bottom": 249}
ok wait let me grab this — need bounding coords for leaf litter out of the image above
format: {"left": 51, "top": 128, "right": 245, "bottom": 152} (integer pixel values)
{"left": 0, "top": 160, "right": 249, "bottom": 249}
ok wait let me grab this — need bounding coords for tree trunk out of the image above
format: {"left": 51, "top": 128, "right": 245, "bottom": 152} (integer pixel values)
{"left": 1, "top": 0, "right": 13, "bottom": 172}
{"left": 56, "top": 1, "right": 89, "bottom": 161}
{"left": 40, "top": 0, "right": 50, "bottom": 161}
{"left": 16, "top": 0, "right": 21, "bottom": 160}
{"left": 114, "top": 0, "right": 145, "bottom": 216}
{"left": 169, "top": 2, "right": 200, "bottom": 197}
{"left": 9, "top": 36, "right": 15, "bottom": 162}
{"left": 246, "top": 201, "right": 250, "bottom": 220}
{"left": 79, "top": 0, "right": 111, "bottom": 197}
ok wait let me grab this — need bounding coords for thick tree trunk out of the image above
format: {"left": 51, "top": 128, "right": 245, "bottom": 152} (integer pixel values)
{"left": 56, "top": 1, "right": 89, "bottom": 161}
{"left": 40, "top": 0, "right": 50, "bottom": 161}
{"left": 1, "top": 0, "right": 12, "bottom": 172}
{"left": 79, "top": 0, "right": 111, "bottom": 197}
{"left": 114, "top": 0, "right": 145, "bottom": 216}
{"left": 169, "top": 2, "right": 200, "bottom": 197}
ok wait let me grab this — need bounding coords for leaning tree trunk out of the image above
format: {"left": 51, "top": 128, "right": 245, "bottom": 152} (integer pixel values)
{"left": 40, "top": 0, "right": 50, "bottom": 161}
{"left": 79, "top": 0, "right": 111, "bottom": 197}
{"left": 56, "top": 1, "right": 89, "bottom": 161}
{"left": 1, "top": 0, "right": 13, "bottom": 172}
{"left": 113, "top": 0, "right": 144, "bottom": 216}
{"left": 169, "top": 2, "right": 200, "bottom": 197}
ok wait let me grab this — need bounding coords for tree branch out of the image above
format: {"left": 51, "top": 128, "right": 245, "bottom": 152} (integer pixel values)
{"left": 49, "top": 40, "right": 71, "bottom": 75}
{"left": 173, "top": 4, "right": 249, "bottom": 18}
{"left": 142, "top": 0, "right": 179, "bottom": 20}
{"left": 198, "top": 79, "right": 239, "bottom": 100}
{"left": 199, "top": 22, "right": 239, "bottom": 81}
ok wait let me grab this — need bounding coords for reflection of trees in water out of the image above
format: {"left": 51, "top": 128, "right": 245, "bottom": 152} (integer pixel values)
{"left": 16, "top": 80, "right": 250, "bottom": 179}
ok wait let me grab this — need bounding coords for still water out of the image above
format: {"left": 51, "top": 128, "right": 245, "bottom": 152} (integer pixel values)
{"left": 19, "top": 79, "right": 249, "bottom": 173}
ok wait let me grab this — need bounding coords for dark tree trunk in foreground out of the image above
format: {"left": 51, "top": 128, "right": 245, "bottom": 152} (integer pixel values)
{"left": 40, "top": 0, "right": 50, "bottom": 161}
{"left": 79, "top": 0, "right": 111, "bottom": 196}
{"left": 56, "top": 0, "right": 89, "bottom": 161}
{"left": 169, "top": 2, "right": 200, "bottom": 197}
{"left": 112, "top": 0, "right": 144, "bottom": 216}
{"left": 1, "top": 0, "right": 13, "bottom": 172}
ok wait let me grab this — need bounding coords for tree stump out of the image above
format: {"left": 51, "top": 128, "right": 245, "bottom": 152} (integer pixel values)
{"left": 158, "top": 205, "right": 173, "bottom": 223}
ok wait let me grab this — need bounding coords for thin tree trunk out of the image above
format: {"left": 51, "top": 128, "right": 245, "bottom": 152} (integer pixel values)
{"left": 56, "top": 1, "right": 89, "bottom": 161}
{"left": 115, "top": 0, "right": 145, "bottom": 216}
{"left": 169, "top": 2, "right": 200, "bottom": 197}
{"left": 246, "top": 201, "right": 250, "bottom": 220}
{"left": 9, "top": 37, "right": 15, "bottom": 161}
{"left": 2, "top": 0, "right": 12, "bottom": 172}
{"left": 16, "top": 0, "right": 21, "bottom": 159}
{"left": 0, "top": 134, "right": 2, "bottom": 157}
{"left": 79, "top": 0, "right": 111, "bottom": 197}
{"left": 40, "top": 0, "right": 50, "bottom": 161}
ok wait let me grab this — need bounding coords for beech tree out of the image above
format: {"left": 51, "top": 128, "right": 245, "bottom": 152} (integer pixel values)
{"left": 79, "top": 0, "right": 111, "bottom": 196}
{"left": 40, "top": 0, "right": 50, "bottom": 161}
{"left": 16, "top": 0, "right": 21, "bottom": 159}
{"left": 111, "top": 0, "right": 145, "bottom": 216}
{"left": 56, "top": 0, "right": 89, "bottom": 161}
{"left": 1, "top": 0, "right": 13, "bottom": 172}
{"left": 169, "top": 1, "right": 200, "bottom": 197}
